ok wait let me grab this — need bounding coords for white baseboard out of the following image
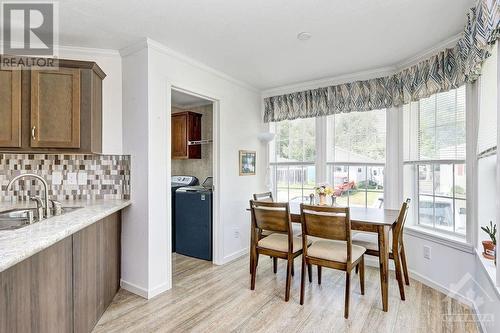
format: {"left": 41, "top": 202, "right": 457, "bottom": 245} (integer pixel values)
{"left": 219, "top": 247, "right": 248, "bottom": 265}
{"left": 408, "top": 269, "right": 474, "bottom": 308}
{"left": 120, "top": 279, "right": 148, "bottom": 298}
{"left": 120, "top": 279, "right": 171, "bottom": 299}
{"left": 148, "top": 281, "right": 171, "bottom": 299}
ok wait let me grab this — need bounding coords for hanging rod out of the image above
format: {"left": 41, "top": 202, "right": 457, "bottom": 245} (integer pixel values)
{"left": 188, "top": 139, "right": 213, "bottom": 146}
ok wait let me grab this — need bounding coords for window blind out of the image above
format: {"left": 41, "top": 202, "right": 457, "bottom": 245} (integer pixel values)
{"left": 477, "top": 43, "right": 498, "bottom": 158}
{"left": 404, "top": 86, "right": 466, "bottom": 161}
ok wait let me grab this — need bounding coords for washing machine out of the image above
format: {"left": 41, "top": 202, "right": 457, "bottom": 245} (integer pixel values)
{"left": 175, "top": 177, "right": 213, "bottom": 260}
{"left": 171, "top": 175, "right": 199, "bottom": 252}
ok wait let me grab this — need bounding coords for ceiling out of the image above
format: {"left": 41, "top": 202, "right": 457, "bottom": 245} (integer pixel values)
{"left": 171, "top": 89, "right": 212, "bottom": 108}
{"left": 56, "top": 0, "right": 474, "bottom": 89}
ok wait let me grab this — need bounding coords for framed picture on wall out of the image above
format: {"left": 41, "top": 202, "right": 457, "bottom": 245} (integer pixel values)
{"left": 239, "top": 150, "right": 256, "bottom": 176}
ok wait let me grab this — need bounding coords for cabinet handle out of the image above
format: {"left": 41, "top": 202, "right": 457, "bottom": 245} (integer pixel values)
{"left": 31, "top": 126, "right": 36, "bottom": 140}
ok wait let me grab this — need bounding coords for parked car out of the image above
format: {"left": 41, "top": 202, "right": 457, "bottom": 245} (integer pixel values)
{"left": 334, "top": 181, "right": 355, "bottom": 196}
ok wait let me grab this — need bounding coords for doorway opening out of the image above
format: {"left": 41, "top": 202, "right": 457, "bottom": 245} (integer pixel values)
{"left": 170, "top": 88, "right": 216, "bottom": 282}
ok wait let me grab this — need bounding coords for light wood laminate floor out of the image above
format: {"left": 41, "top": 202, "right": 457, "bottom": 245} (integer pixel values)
{"left": 93, "top": 254, "right": 479, "bottom": 333}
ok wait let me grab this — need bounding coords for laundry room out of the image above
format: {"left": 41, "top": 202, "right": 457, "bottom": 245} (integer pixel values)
{"left": 170, "top": 89, "right": 214, "bottom": 271}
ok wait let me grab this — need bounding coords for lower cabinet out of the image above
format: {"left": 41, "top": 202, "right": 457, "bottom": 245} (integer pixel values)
{"left": 0, "top": 211, "right": 121, "bottom": 333}
{"left": 0, "top": 237, "right": 73, "bottom": 333}
{"left": 73, "top": 212, "right": 121, "bottom": 333}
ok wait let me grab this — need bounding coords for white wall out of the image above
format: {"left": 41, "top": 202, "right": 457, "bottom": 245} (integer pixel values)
{"left": 120, "top": 39, "right": 264, "bottom": 298}
{"left": 58, "top": 47, "right": 123, "bottom": 154}
{"left": 478, "top": 155, "right": 497, "bottom": 244}
{"left": 120, "top": 48, "right": 150, "bottom": 296}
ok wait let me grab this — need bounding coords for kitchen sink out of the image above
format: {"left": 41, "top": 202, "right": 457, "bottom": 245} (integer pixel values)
{"left": 0, "top": 206, "right": 83, "bottom": 231}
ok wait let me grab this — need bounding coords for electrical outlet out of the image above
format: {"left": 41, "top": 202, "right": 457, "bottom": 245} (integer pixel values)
{"left": 77, "top": 171, "right": 87, "bottom": 185}
{"left": 67, "top": 172, "right": 78, "bottom": 185}
{"left": 233, "top": 228, "right": 240, "bottom": 239}
{"left": 423, "top": 246, "right": 431, "bottom": 260}
{"left": 52, "top": 171, "right": 62, "bottom": 185}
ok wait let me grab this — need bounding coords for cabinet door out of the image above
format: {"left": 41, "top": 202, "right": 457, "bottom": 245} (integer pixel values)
{"left": 0, "top": 69, "right": 21, "bottom": 147}
{"left": 172, "top": 113, "right": 188, "bottom": 159}
{"left": 187, "top": 113, "right": 202, "bottom": 159}
{"left": 31, "top": 68, "right": 81, "bottom": 148}
{"left": 73, "top": 213, "right": 121, "bottom": 333}
{"left": 100, "top": 212, "right": 121, "bottom": 308}
{"left": 0, "top": 237, "right": 73, "bottom": 333}
{"left": 73, "top": 222, "right": 100, "bottom": 333}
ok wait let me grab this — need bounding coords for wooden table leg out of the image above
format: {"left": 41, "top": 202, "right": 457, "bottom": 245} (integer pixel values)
{"left": 377, "top": 225, "right": 390, "bottom": 312}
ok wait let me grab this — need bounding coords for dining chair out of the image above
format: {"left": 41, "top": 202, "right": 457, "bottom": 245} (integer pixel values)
{"left": 249, "top": 200, "right": 311, "bottom": 301}
{"left": 252, "top": 192, "right": 275, "bottom": 238}
{"left": 251, "top": 192, "right": 276, "bottom": 272}
{"left": 299, "top": 204, "right": 366, "bottom": 319}
{"left": 251, "top": 192, "right": 304, "bottom": 275}
{"left": 253, "top": 191, "right": 273, "bottom": 202}
{"left": 352, "top": 199, "right": 411, "bottom": 300}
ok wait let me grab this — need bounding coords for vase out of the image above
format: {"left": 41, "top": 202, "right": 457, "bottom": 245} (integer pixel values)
{"left": 319, "top": 194, "right": 327, "bottom": 206}
{"left": 482, "top": 240, "right": 495, "bottom": 260}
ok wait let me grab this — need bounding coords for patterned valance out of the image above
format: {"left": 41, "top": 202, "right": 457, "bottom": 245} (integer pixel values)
{"left": 264, "top": 0, "right": 500, "bottom": 123}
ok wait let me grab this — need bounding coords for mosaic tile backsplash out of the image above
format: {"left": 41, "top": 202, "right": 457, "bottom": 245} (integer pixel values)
{"left": 0, "top": 154, "right": 130, "bottom": 202}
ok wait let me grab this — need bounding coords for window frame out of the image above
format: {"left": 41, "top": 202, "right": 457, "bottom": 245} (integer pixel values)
{"left": 403, "top": 86, "right": 468, "bottom": 238}
{"left": 269, "top": 110, "right": 387, "bottom": 208}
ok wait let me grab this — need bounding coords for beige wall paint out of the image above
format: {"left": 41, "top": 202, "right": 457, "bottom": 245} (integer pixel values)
{"left": 171, "top": 104, "right": 213, "bottom": 183}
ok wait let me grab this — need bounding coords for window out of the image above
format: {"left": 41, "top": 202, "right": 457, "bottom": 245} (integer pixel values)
{"left": 403, "top": 86, "right": 466, "bottom": 236}
{"left": 477, "top": 43, "right": 497, "bottom": 157}
{"left": 326, "top": 109, "right": 386, "bottom": 208}
{"left": 270, "top": 118, "right": 316, "bottom": 203}
{"left": 477, "top": 43, "right": 497, "bottom": 247}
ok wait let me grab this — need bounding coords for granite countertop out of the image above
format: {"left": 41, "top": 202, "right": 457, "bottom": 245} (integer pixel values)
{"left": 0, "top": 199, "right": 131, "bottom": 273}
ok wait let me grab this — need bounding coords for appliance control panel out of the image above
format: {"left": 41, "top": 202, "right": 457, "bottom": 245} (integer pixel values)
{"left": 172, "top": 176, "right": 197, "bottom": 185}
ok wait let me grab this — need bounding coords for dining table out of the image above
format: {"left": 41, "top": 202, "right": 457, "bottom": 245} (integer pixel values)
{"left": 250, "top": 202, "right": 400, "bottom": 312}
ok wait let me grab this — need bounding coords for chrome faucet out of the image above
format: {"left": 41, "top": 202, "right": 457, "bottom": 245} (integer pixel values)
{"left": 7, "top": 173, "right": 51, "bottom": 219}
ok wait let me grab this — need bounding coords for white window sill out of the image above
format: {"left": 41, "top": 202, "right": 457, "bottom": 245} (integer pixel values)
{"left": 475, "top": 248, "right": 500, "bottom": 299}
{"left": 404, "top": 225, "right": 474, "bottom": 253}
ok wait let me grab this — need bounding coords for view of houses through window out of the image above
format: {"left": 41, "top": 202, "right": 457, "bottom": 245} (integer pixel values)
{"left": 269, "top": 86, "right": 468, "bottom": 238}
{"left": 269, "top": 109, "right": 386, "bottom": 208}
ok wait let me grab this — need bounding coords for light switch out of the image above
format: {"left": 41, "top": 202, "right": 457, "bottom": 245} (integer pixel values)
{"left": 78, "top": 171, "right": 88, "bottom": 185}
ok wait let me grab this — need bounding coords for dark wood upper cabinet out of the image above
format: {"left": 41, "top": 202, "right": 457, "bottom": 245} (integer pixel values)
{"left": 0, "top": 58, "right": 105, "bottom": 153}
{"left": 0, "top": 69, "right": 22, "bottom": 147}
{"left": 171, "top": 111, "right": 202, "bottom": 159}
{"left": 31, "top": 68, "right": 81, "bottom": 148}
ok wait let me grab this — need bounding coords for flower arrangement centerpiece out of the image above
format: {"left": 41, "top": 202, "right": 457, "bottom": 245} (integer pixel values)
{"left": 315, "top": 184, "right": 334, "bottom": 206}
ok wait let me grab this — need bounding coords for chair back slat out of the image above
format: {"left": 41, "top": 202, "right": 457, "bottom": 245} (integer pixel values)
{"left": 250, "top": 200, "right": 289, "bottom": 233}
{"left": 253, "top": 192, "right": 274, "bottom": 202}
{"left": 393, "top": 199, "right": 410, "bottom": 247}
{"left": 300, "top": 205, "right": 350, "bottom": 241}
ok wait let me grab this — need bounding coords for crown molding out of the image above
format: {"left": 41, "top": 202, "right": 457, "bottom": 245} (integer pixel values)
{"left": 262, "top": 65, "right": 397, "bottom": 98}
{"left": 58, "top": 44, "right": 120, "bottom": 57}
{"left": 119, "top": 39, "right": 148, "bottom": 57}
{"left": 262, "top": 32, "right": 463, "bottom": 98}
{"left": 0, "top": 40, "right": 120, "bottom": 57}
{"left": 120, "top": 38, "right": 259, "bottom": 93}
{"left": 396, "top": 32, "right": 462, "bottom": 70}
{"left": 145, "top": 38, "right": 260, "bottom": 93}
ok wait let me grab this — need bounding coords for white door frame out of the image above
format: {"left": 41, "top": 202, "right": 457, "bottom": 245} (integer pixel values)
{"left": 166, "top": 82, "right": 222, "bottom": 275}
